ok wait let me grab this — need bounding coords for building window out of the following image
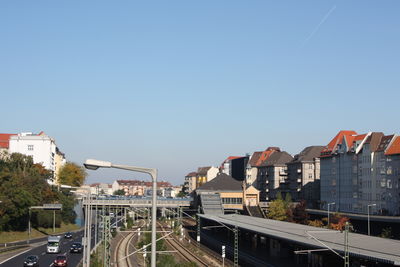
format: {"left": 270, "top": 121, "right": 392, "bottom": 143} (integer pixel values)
{"left": 27, "top": 145, "right": 34, "bottom": 151}
{"left": 308, "top": 173, "right": 313, "bottom": 179}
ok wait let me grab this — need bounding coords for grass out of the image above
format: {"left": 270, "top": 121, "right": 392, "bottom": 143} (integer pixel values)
{"left": 0, "top": 223, "right": 81, "bottom": 243}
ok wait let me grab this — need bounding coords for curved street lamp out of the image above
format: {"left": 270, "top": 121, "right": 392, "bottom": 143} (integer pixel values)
{"left": 84, "top": 159, "right": 158, "bottom": 267}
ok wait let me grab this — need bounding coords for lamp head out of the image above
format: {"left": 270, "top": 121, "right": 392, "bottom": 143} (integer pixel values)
{"left": 84, "top": 159, "right": 112, "bottom": 170}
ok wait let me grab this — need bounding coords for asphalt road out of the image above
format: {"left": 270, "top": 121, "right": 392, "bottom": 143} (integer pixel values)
{"left": 1, "top": 228, "right": 97, "bottom": 267}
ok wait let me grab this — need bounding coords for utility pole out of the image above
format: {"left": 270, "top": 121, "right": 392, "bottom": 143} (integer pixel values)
{"left": 103, "top": 214, "right": 111, "bottom": 267}
{"left": 344, "top": 222, "right": 349, "bottom": 267}
{"left": 234, "top": 225, "right": 239, "bottom": 267}
{"left": 197, "top": 206, "right": 201, "bottom": 248}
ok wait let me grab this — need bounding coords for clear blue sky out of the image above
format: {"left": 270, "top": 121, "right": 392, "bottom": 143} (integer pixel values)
{"left": 1, "top": 1, "right": 399, "bottom": 185}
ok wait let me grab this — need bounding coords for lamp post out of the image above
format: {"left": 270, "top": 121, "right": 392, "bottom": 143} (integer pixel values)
{"left": 367, "top": 204, "right": 376, "bottom": 236}
{"left": 327, "top": 202, "right": 335, "bottom": 227}
{"left": 61, "top": 185, "right": 91, "bottom": 267}
{"left": 84, "top": 159, "right": 158, "bottom": 267}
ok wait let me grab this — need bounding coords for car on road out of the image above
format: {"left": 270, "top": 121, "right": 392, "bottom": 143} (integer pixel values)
{"left": 64, "top": 232, "right": 72, "bottom": 239}
{"left": 53, "top": 255, "right": 68, "bottom": 267}
{"left": 23, "top": 255, "right": 39, "bottom": 267}
{"left": 70, "top": 242, "right": 83, "bottom": 253}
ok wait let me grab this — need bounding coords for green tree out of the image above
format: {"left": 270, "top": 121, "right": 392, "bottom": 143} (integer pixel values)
{"left": 113, "top": 189, "right": 125, "bottom": 196}
{"left": 380, "top": 227, "right": 392, "bottom": 238}
{"left": 58, "top": 162, "right": 87, "bottom": 186}
{"left": 0, "top": 153, "right": 78, "bottom": 231}
{"left": 267, "top": 193, "right": 287, "bottom": 221}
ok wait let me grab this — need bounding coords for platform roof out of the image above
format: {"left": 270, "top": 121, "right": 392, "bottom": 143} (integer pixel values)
{"left": 199, "top": 214, "right": 400, "bottom": 265}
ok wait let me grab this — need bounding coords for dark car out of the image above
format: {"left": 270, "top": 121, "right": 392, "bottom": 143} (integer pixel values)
{"left": 53, "top": 255, "right": 67, "bottom": 267}
{"left": 70, "top": 242, "right": 83, "bottom": 253}
{"left": 64, "top": 232, "right": 72, "bottom": 239}
{"left": 23, "top": 255, "right": 39, "bottom": 267}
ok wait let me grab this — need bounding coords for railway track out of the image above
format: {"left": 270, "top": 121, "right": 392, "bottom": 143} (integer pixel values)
{"left": 182, "top": 217, "right": 234, "bottom": 267}
{"left": 114, "top": 220, "right": 144, "bottom": 267}
{"left": 158, "top": 222, "right": 211, "bottom": 266}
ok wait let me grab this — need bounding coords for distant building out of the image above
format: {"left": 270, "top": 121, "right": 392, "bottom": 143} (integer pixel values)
{"left": 183, "top": 172, "right": 197, "bottom": 194}
{"left": 287, "top": 146, "right": 324, "bottom": 208}
{"left": 196, "top": 166, "right": 219, "bottom": 188}
{"left": 221, "top": 156, "right": 249, "bottom": 181}
{"left": 8, "top": 131, "right": 65, "bottom": 183}
{"left": 246, "top": 147, "right": 281, "bottom": 188}
{"left": 320, "top": 130, "right": 400, "bottom": 215}
{"left": 87, "top": 183, "right": 113, "bottom": 195}
{"left": 257, "top": 149, "right": 293, "bottom": 201}
{"left": 54, "top": 148, "right": 66, "bottom": 185}
{"left": 112, "top": 179, "right": 173, "bottom": 196}
{"left": 0, "top": 133, "right": 16, "bottom": 156}
{"left": 196, "top": 172, "right": 244, "bottom": 211}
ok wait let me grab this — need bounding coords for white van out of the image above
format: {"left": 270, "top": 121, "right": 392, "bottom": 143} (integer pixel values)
{"left": 47, "top": 236, "right": 61, "bottom": 253}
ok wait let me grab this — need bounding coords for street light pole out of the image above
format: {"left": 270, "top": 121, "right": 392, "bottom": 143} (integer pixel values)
{"left": 327, "top": 202, "right": 335, "bottom": 227}
{"left": 367, "top": 204, "right": 376, "bottom": 236}
{"left": 84, "top": 159, "right": 158, "bottom": 267}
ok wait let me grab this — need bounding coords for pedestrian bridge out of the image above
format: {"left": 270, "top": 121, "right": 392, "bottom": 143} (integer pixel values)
{"left": 82, "top": 197, "right": 192, "bottom": 208}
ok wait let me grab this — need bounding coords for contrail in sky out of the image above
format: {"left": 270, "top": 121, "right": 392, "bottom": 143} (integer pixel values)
{"left": 302, "top": 5, "right": 337, "bottom": 46}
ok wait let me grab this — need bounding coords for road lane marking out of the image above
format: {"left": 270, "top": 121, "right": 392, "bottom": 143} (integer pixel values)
{"left": 49, "top": 263, "right": 54, "bottom": 267}
{"left": 0, "top": 247, "right": 33, "bottom": 265}
{"left": 42, "top": 252, "right": 46, "bottom": 255}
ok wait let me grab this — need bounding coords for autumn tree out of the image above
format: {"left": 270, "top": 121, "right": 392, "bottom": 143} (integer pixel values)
{"left": 329, "top": 212, "right": 350, "bottom": 231}
{"left": 58, "top": 162, "right": 87, "bottom": 186}
{"left": 292, "top": 200, "right": 309, "bottom": 224}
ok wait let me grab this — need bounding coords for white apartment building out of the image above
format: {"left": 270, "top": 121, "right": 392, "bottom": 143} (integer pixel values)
{"left": 9, "top": 131, "right": 64, "bottom": 181}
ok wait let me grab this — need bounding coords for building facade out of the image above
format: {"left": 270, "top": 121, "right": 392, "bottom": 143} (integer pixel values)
{"left": 183, "top": 172, "right": 197, "bottom": 194}
{"left": 320, "top": 131, "right": 400, "bottom": 215}
{"left": 258, "top": 150, "right": 293, "bottom": 201}
{"left": 287, "top": 146, "right": 324, "bottom": 208}
{"left": 8, "top": 131, "right": 64, "bottom": 182}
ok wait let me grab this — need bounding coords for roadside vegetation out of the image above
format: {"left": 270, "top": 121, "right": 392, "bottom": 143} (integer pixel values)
{"left": 267, "top": 192, "right": 351, "bottom": 231}
{"left": 0, "top": 153, "right": 85, "bottom": 237}
{"left": 0, "top": 223, "right": 80, "bottom": 243}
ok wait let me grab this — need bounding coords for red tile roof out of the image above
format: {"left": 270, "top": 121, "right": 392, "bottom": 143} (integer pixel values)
{"left": 321, "top": 130, "right": 357, "bottom": 157}
{"left": 347, "top": 134, "right": 367, "bottom": 149}
{"left": 0, "top": 133, "right": 16, "bottom": 149}
{"left": 255, "top": 148, "right": 279, "bottom": 166}
{"left": 385, "top": 136, "right": 400, "bottom": 155}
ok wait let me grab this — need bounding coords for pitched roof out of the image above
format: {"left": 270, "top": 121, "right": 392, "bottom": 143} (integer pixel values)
{"left": 321, "top": 130, "right": 357, "bottom": 157}
{"left": 385, "top": 136, "right": 400, "bottom": 155}
{"left": 260, "top": 151, "right": 293, "bottom": 166}
{"left": 186, "top": 172, "right": 197, "bottom": 177}
{"left": 0, "top": 133, "right": 16, "bottom": 149}
{"left": 364, "top": 132, "right": 385, "bottom": 152}
{"left": 248, "top": 152, "right": 263, "bottom": 167}
{"left": 197, "top": 166, "right": 211, "bottom": 175}
{"left": 196, "top": 172, "right": 243, "bottom": 192}
{"left": 376, "top": 135, "right": 394, "bottom": 152}
{"left": 290, "top": 146, "right": 325, "bottom": 163}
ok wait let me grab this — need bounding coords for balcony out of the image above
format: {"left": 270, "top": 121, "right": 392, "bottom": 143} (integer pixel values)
{"left": 279, "top": 178, "right": 288, "bottom": 183}
{"left": 279, "top": 169, "right": 288, "bottom": 176}
{"left": 297, "top": 169, "right": 302, "bottom": 173}
{"left": 297, "top": 178, "right": 302, "bottom": 183}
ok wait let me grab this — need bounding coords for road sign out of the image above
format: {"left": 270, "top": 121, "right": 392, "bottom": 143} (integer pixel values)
{"left": 43, "top": 204, "right": 62, "bottom": 210}
{"left": 222, "top": 245, "right": 225, "bottom": 258}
